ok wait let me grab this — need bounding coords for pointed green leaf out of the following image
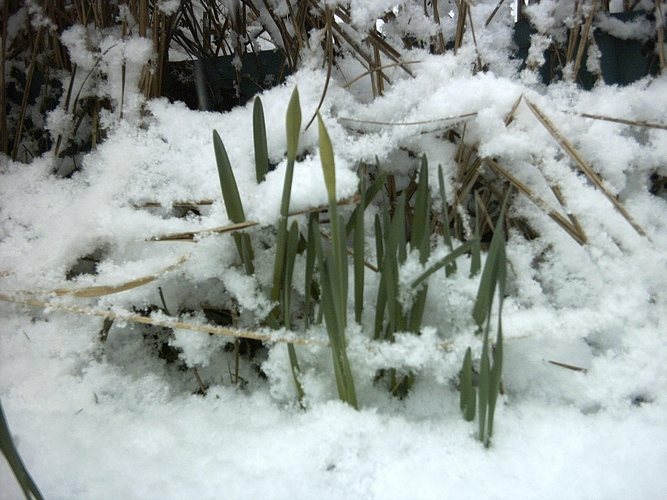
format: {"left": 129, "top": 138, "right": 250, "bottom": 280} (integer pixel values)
{"left": 287, "top": 343, "right": 305, "bottom": 403}
{"left": 395, "top": 195, "right": 407, "bottom": 264}
{"left": 374, "top": 213, "right": 384, "bottom": 267}
{"left": 410, "top": 164, "right": 432, "bottom": 329}
{"left": 374, "top": 272, "right": 387, "bottom": 340}
{"left": 270, "top": 99, "right": 303, "bottom": 306}
{"left": 304, "top": 213, "right": 318, "bottom": 329}
{"left": 478, "top": 337, "right": 490, "bottom": 443}
{"left": 466, "top": 386, "right": 477, "bottom": 422}
{"left": 383, "top": 211, "right": 399, "bottom": 340}
{"left": 410, "top": 241, "right": 474, "bottom": 289}
{"left": 283, "top": 220, "right": 304, "bottom": 404}
{"left": 213, "top": 129, "right": 254, "bottom": 274}
{"left": 470, "top": 208, "right": 481, "bottom": 277}
{"left": 345, "top": 171, "right": 389, "bottom": 236}
{"left": 408, "top": 287, "right": 427, "bottom": 334}
{"left": 461, "top": 347, "right": 477, "bottom": 422}
{"left": 486, "top": 319, "right": 503, "bottom": 441}
{"left": 318, "top": 113, "right": 336, "bottom": 205}
{"left": 412, "top": 156, "right": 430, "bottom": 262}
{"left": 320, "top": 257, "right": 357, "bottom": 408}
{"left": 364, "top": 171, "right": 388, "bottom": 210}
{"left": 213, "top": 130, "right": 246, "bottom": 223}
{"left": 283, "top": 220, "right": 300, "bottom": 327}
{"left": 238, "top": 233, "right": 255, "bottom": 275}
{"left": 286, "top": 88, "right": 301, "bottom": 162}
{"left": 460, "top": 347, "right": 473, "bottom": 411}
{"left": 438, "top": 165, "right": 454, "bottom": 251}
{"left": 472, "top": 194, "right": 509, "bottom": 328}
{"left": 253, "top": 97, "right": 269, "bottom": 183}
{"left": 354, "top": 175, "right": 365, "bottom": 323}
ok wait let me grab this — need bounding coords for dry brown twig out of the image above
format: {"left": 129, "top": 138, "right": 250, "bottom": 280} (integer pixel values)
{"left": 3, "top": 256, "right": 189, "bottom": 299}
{"left": 485, "top": 158, "right": 588, "bottom": 245}
{"left": 572, "top": 0, "right": 598, "bottom": 82}
{"left": 0, "top": 292, "right": 320, "bottom": 345}
{"left": 524, "top": 98, "right": 648, "bottom": 238}
{"left": 149, "top": 194, "right": 361, "bottom": 242}
{"left": 576, "top": 112, "right": 667, "bottom": 130}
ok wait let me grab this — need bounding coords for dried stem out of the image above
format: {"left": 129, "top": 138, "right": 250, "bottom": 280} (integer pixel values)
{"left": 656, "top": 0, "right": 666, "bottom": 73}
{"left": 572, "top": 1, "right": 598, "bottom": 83}
{"left": 12, "top": 28, "right": 43, "bottom": 161}
{"left": 577, "top": 112, "right": 667, "bottom": 130}
{"left": 525, "top": 98, "right": 648, "bottom": 238}
{"left": 0, "top": 0, "right": 8, "bottom": 155}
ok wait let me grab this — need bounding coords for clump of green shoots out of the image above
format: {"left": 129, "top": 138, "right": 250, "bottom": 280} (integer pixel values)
{"left": 460, "top": 193, "right": 509, "bottom": 447}
{"left": 372, "top": 158, "right": 474, "bottom": 396}
{"left": 213, "top": 89, "right": 306, "bottom": 403}
{"left": 315, "top": 113, "right": 358, "bottom": 408}
{"left": 213, "top": 130, "right": 255, "bottom": 275}
{"left": 211, "top": 89, "right": 507, "bottom": 440}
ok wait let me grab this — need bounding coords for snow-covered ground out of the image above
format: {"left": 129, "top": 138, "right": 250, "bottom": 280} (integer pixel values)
{"left": 2, "top": 2, "right": 667, "bottom": 498}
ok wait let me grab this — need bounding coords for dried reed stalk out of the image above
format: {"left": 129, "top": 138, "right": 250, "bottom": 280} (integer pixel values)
{"left": 372, "top": 43, "right": 384, "bottom": 97}
{"left": 306, "top": 0, "right": 413, "bottom": 81}
{"left": 53, "top": 65, "right": 77, "bottom": 157}
{"left": 550, "top": 184, "right": 586, "bottom": 239}
{"left": 655, "top": 0, "right": 665, "bottom": 73}
{"left": 566, "top": 1, "right": 583, "bottom": 63}
{"left": 12, "top": 28, "right": 43, "bottom": 161}
{"left": 7, "top": 255, "right": 188, "bottom": 298}
{"left": 0, "top": 292, "right": 461, "bottom": 353}
{"left": 432, "top": 0, "right": 447, "bottom": 54}
{"left": 504, "top": 94, "right": 523, "bottom": 126}
{"left": 134, "top": 200, "right": 214, "bottom": 209}
{"left": 260, "top": 0, "right": 298, "bottom": 68}
{"left": 485, "top": 159, "right": 588, "bottom": 245}
{"left": 455, "top": 1, "right": 468, "bottom": 51}
{"left": 485, "top": 0, "right": 508, "bottom": 27}
{"left": 577, "top": 112, "right": 667, "bottom": 130}
{"left": 441, "top": 96, "right": 589, "bottom": 245}
{"left": 150, "top": 220, "right": 259, "bottom": 242}
{"left": 572, "top": 1, "right": 598, "bottom": 82}
{"left": 466, "top": 1, "right": 485, "bottom": 71}
{"left": 474, "top": 191, "right": 495, "bottom": 234}
{"left": 449, "top": 142, "right": 483, "bottom": 232}
{"left": 365, "top": 28, "right": 415, "bottom": 77}
{"left": 547, "top": 360, "right": 588, "bottom": 372}
{"left": 339, "top": 113, "right": 478, "bottom": 129}
{"left": 524, "top": 98, "right": 648, "bottom": 237}
{"left": 0, "top": 292, "right": 321, "bottom": 345}
{"left": 342, "top": 61, "right": 422, "bottom": 89}
{"left": 149, "top": 194, "right": 362, "bottom": 242}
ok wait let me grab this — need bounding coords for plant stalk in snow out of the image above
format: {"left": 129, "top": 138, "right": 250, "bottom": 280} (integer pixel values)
{"left": 317, "top": 113, "right": 358, "bottom": 409}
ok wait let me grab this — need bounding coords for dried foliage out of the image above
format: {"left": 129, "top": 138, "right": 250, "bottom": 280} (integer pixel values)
{"left": 3, "top": 1, "right": 665, "bottom": 162}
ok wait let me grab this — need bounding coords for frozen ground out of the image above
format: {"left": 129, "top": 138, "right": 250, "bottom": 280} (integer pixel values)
{"left": 2, "top": 2, "right": 667, "bottom": 498}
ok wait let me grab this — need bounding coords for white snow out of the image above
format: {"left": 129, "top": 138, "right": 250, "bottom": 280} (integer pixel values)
{"left": 2, "top": 1, "right": 667, "bottom": 499}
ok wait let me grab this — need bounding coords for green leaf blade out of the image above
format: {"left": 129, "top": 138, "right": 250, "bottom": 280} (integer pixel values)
{"left": 317, "top": 113, "right": 337, "bottom": 205}
{"left": 286, "top": 88, "right": 302, "bottom": 162}
{"left": 213, "top": 129, "right": 246, "bottom": 223}
{"left": 353, "top": 176, "right": 365, "bottom": 324}
{"left": 253, "top": 97, "right": 269, "bottom": 183}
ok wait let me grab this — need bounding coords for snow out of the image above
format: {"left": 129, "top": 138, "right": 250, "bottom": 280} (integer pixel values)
{"left": 2, "top": 1, "right": 667, "bottom": 498}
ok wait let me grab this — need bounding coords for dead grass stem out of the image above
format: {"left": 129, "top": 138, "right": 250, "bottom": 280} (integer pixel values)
{"left": 524, "top": 98, "right": 648, "bottom": 238}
